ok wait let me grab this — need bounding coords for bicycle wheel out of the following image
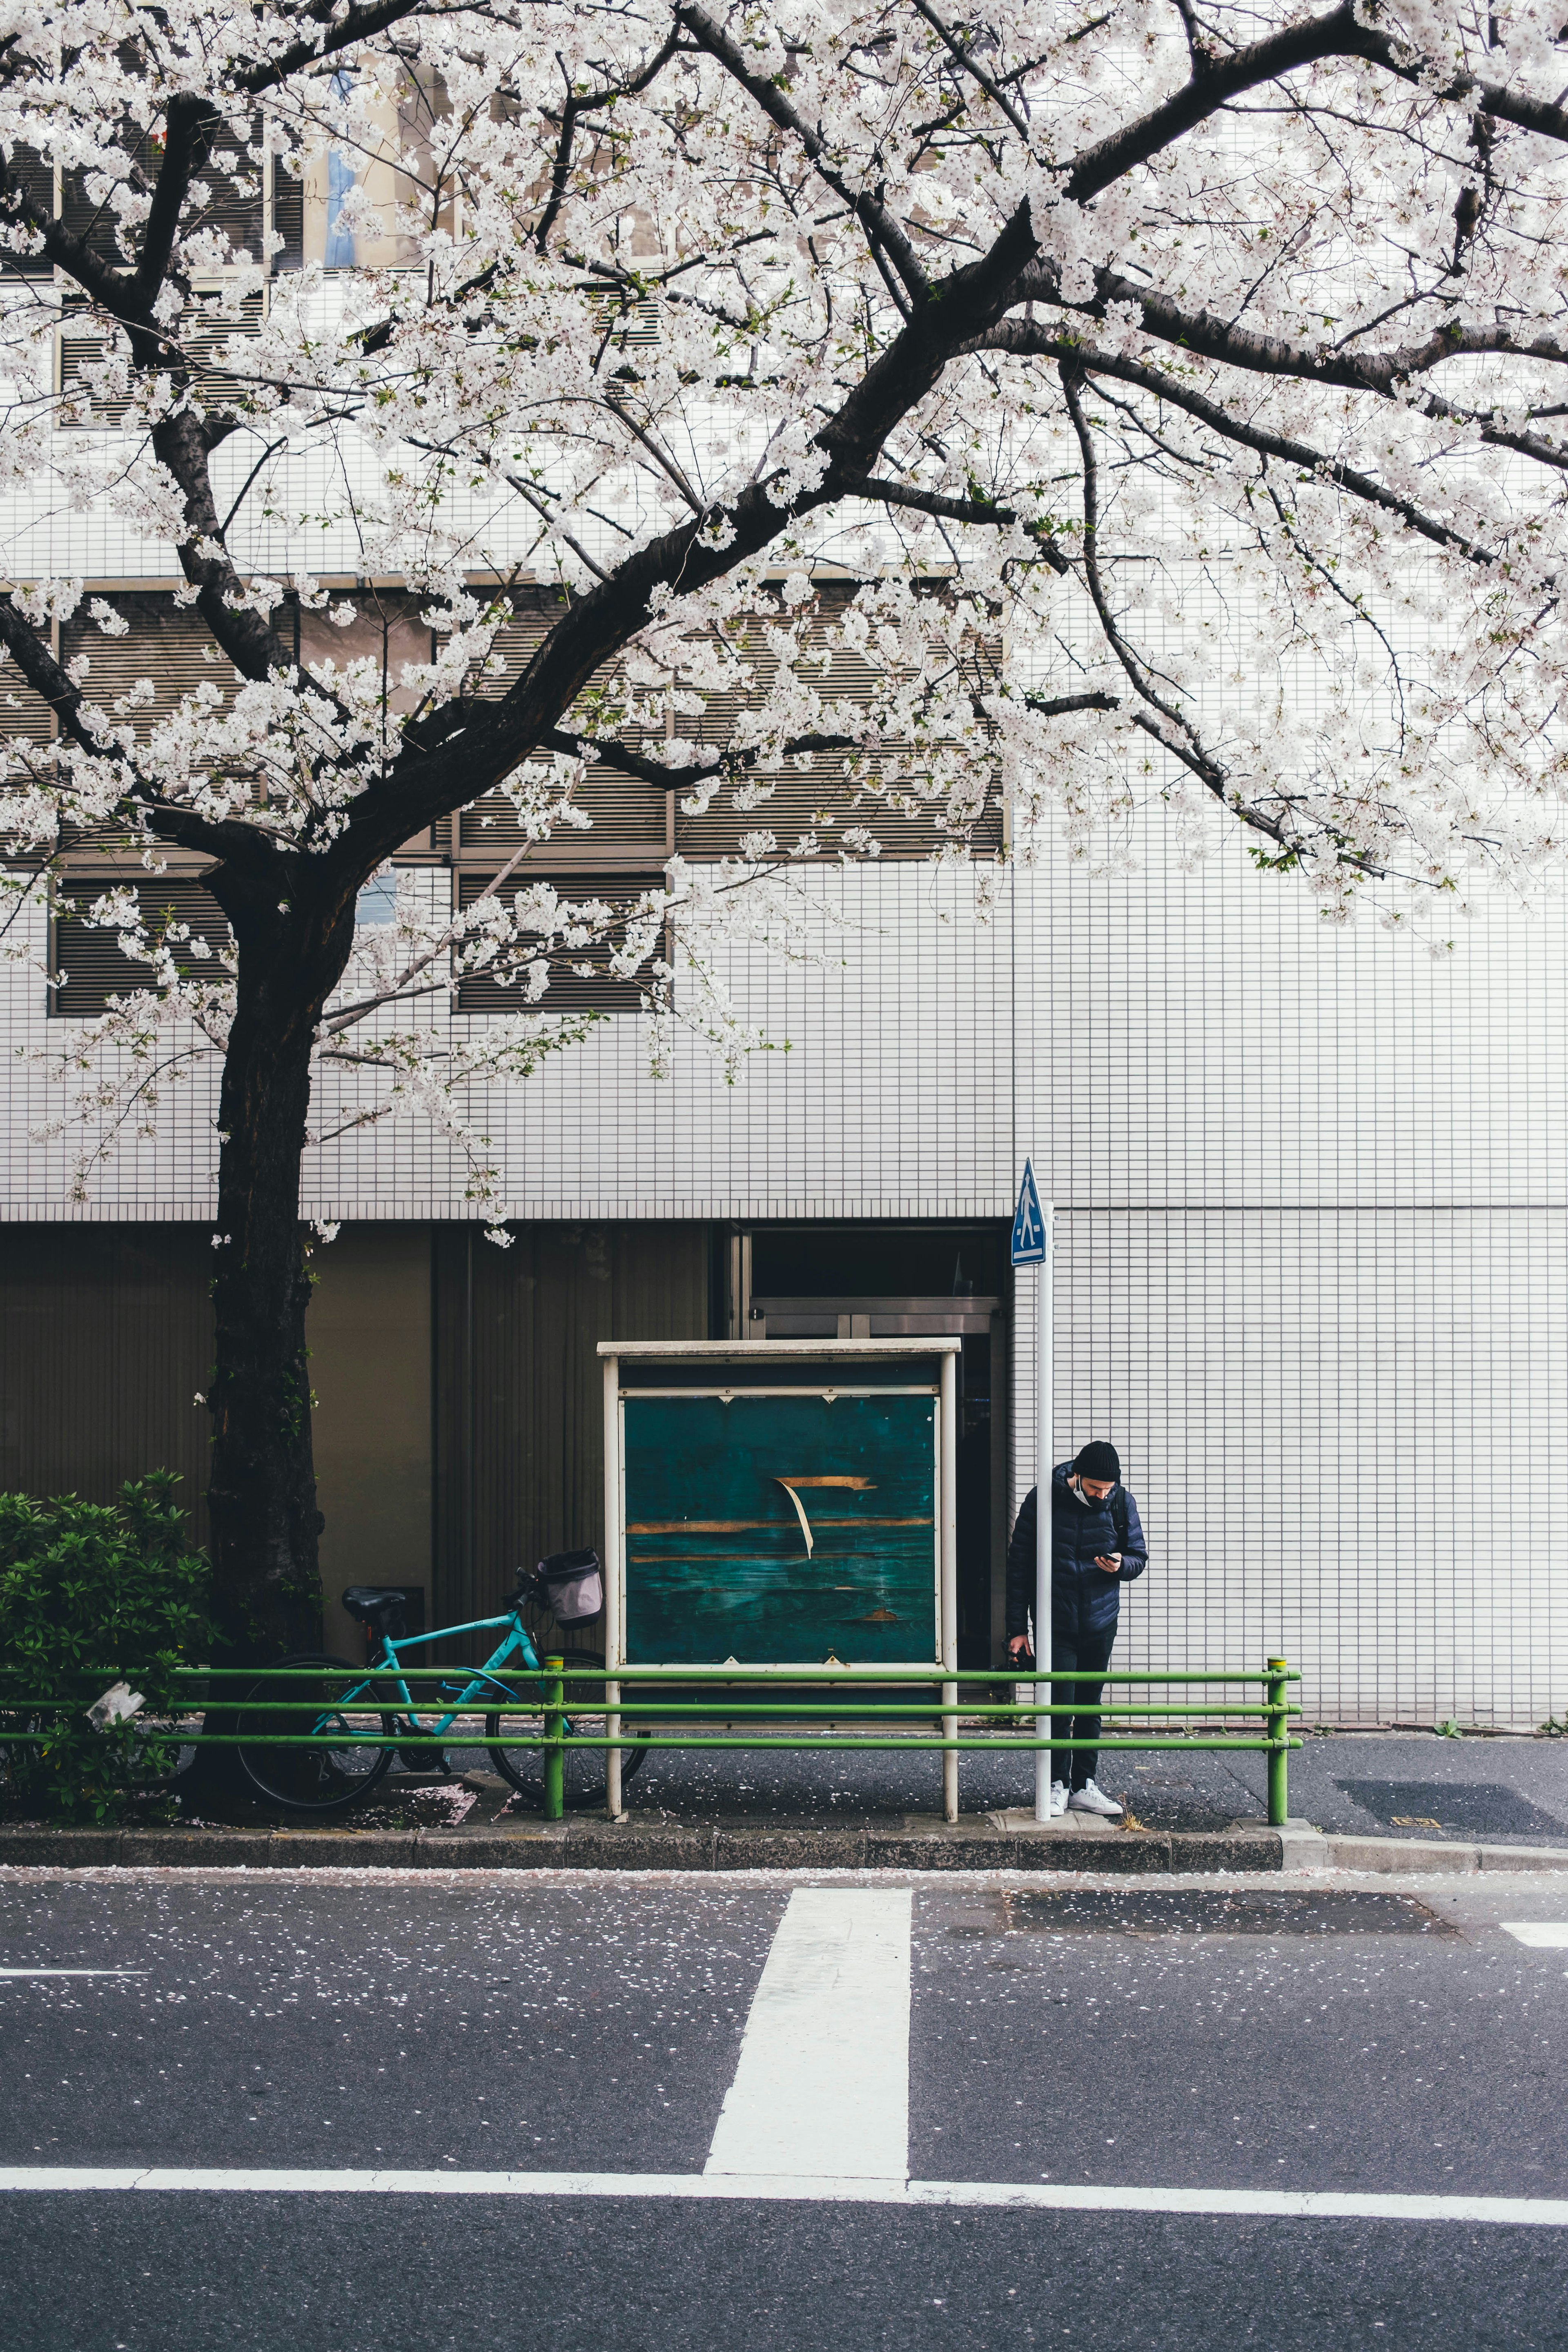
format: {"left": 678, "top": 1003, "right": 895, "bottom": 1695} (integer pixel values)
{"left": 234, "top": 1654, "right": 396, "bottom": 1813}
{"left": 128, "top": 1714, "right": 205, "bottom": 1792}
{"left": 485, "top": 1649, "right": 650, "bottom": 1811}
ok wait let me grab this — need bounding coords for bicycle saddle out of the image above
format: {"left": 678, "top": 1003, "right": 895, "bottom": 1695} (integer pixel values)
{"left": 341, "top": 1586, "right": 409, "bottom": 1632}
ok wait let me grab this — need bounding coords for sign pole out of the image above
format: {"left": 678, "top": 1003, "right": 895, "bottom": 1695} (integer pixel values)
{"left": 1009, "top": 1158, "right": 1054, "bottom": 1825}
{"left": 1034, "top": 1205, "right": 1055, "bottom": 1823}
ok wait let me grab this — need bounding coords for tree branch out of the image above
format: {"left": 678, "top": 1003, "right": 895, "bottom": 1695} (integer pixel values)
{"left": 907, "top": 0, "right": 1032, "bottom": 139}
{"left": 0, "top": 594, "right": 273, "bottom": 869}
{"left": 673, "top": 2, "right": 930, "bottom": 301}
{"left": 994, "top": 326, "right": 1501, "bottom": 566}
{"left": 842, "top": 474, "right": 1072, "bottom": 568}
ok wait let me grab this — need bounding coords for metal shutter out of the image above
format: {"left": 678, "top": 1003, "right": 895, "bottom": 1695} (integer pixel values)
{"left": 53, "top": 875, "right": 231, "bottom": 1018}
{"left": 0, "top": 648, "right": 57, "bottom": 743}
{"left": 672, "top": 609, "right": 1006, "bottom": 861}
{"left": 454, "top": 871, "right": 662, "bottom": 1015}
{"left": 272, "top": 158, "right": 304, "bottom": 270}
{"left": 59, "top": 290, "right": 266, "bottom": 425}
{"left": 60, "top": 97, "right": 266, "bottom": 267}
{"left": 60, "top": 597, "right": 244, "bottom": 728}
{"left": 2, "top": 144, "right": 56, "bottom": 272}
{"left": 457, "top": 618, "right": 669, "bottom": 859}
{"left": 57, "top": 597, "right": 250, "bottom": 852}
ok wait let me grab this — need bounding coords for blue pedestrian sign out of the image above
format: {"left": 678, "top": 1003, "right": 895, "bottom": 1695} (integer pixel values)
{"left": 1011, "top": 1158, "right": 1046, "bottom": 1265}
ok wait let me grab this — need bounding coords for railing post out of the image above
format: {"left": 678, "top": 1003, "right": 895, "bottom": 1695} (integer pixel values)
{"left": 940, "top": 1352, "right": 960, "bottom": 1824}
{"left": 544, "top": 1655, "right": 565, "bottom": 1822}
{"left": 1265, "top": 1657, "right": 1289, "bottom": 1826}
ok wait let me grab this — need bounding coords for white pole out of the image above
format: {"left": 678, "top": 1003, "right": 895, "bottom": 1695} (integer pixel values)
{"left": 1033, "top": 1206, "right": 1056, "bottom": 1824}
{"left": 940, "top": 1349, "right": 959, "bottom": 1824}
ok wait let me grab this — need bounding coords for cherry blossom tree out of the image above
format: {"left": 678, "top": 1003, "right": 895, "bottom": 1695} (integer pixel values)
{"left": 2, "top": 0, "right": 1566, "bottom": 1647}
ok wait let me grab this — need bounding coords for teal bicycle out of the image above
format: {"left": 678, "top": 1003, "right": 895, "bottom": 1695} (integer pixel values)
{"left": 233, "top": 1566, "right": 648, "bottom": 1815}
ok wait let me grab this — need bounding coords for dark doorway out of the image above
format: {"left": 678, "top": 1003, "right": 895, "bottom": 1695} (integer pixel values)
{"left": 737, "top": 1222, "right": 1009, "bottom": 1667}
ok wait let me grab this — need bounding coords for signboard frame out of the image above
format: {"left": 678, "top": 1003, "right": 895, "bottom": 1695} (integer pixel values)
{"left": 598, "top": 1339, "right": 962, "bottom": 1817}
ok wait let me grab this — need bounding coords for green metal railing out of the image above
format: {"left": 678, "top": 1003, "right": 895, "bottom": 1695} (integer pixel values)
{"left": 2, "top": 1658, "right": 1301, "bottom": 1825}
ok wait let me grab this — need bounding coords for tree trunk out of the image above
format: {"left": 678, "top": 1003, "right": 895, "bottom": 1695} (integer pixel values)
{"left": 204, "top": 898, "right": 353, "bottom": 1659}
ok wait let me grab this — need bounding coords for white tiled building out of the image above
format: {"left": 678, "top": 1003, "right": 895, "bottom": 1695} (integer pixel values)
{"left": 4, "top": 747, "right": 1565, "bottom": 1725}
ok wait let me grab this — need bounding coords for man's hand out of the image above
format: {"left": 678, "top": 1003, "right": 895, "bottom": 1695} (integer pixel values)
{"left": 1007, "top": 1634, "right": 1031, "bottom": 1659}
{"left": 1094, "top": 1552, "right": 1122, "bottom": 1574}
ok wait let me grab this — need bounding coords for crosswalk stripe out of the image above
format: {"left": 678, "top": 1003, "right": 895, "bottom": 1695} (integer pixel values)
{"left": 704, "top": 1886, "right": 912, "bottom": 2181}
{"left": 1499, "top": 1923, "right": 1568, "bottom": 1948}
{"left": 0, "top": 2169, "right": 1565, "bottom": 2224}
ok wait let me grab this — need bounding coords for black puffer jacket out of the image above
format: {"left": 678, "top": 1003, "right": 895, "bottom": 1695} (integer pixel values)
{"left": 1004, "top": 1462, "right": 1149, "bottom": 1639}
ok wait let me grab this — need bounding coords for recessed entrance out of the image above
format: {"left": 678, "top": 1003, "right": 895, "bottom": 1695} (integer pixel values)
{"left": 722, "top": 1225, "right": 1009, "bottom": 1667}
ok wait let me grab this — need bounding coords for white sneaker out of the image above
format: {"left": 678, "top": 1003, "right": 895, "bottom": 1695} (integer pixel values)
{"left": 1049, "top": 1780, "right": 1070, "bottom": 1817}
{"left": 1068, "top": 1779, "right": 1124, "bottom": 1818}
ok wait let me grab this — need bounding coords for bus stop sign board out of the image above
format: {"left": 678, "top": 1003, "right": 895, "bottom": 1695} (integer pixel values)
{"left": 621, "top": 1389, "right": 938, "bottom": 1665}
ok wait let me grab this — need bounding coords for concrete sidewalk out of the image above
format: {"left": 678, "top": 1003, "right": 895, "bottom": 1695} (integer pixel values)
{"left": 504, "top": 1726, "right": 1568, "bottom": 1848}
{"left": 6, "top": 1729, "right": 1568, "bottom": 1875}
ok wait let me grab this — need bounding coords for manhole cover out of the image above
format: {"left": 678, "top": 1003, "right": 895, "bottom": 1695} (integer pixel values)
{"left": 1000, "top": 1889, "right": 1455, "bottom": 1936}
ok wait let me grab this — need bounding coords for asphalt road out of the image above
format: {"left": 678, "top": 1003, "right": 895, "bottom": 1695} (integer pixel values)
{"left": 2, "top": 1866, "right": 1568, "bottom": 2350}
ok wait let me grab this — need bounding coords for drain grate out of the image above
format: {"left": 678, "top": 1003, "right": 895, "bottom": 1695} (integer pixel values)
{"left": 996, "top": 1888, "right": 1456, "bottom": 1936}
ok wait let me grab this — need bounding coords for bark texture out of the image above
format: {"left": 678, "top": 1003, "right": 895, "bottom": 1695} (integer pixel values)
{"left": 204, "top": 885, "right": 356, "bottom": 1656}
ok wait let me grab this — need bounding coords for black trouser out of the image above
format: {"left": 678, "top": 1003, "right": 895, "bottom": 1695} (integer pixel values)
{"left": 1049, "top": 1617, "right": 1119, "bottom": 1790}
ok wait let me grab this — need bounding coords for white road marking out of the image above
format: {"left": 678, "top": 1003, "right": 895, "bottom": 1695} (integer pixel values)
{"left": 0, "top": 2169, "right": 1565, "bottom": 2225}
{"left": 0, "top": 1968, "right": 147, "bottom": 1978}
{"left": 1500, "top": 1923, "right": 1568, "bottom": 1948}
{"left": 704, "top": 1886, "right": 911, "bottom": 2181}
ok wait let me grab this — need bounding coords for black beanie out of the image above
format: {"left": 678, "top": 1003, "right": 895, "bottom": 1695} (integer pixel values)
{"left": 1074, "top": 1441, "right": 1121, "bottom": 1483}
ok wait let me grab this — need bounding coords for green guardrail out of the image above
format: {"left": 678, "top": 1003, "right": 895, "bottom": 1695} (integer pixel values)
{"left": 1, "top": 1659, "right": 1302, "bottom": 1825}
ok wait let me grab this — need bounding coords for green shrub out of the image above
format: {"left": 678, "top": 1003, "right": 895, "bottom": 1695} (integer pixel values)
{"left": 0, "top": 1472, "right": 211, "bottom": 1820}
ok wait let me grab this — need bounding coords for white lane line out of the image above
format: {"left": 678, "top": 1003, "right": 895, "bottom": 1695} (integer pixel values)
{"left": 1500, "top": 1923, "right": 1568, "bottom": 1948}
{"left": 0, "top": 2170, "right": 1566, "bottom": 2225}
{"left": 704, "top": 1886, "right": 911, "bottom": 2181}
{"left": 0, "top": 1968, "right": 147, "bottom": 1978}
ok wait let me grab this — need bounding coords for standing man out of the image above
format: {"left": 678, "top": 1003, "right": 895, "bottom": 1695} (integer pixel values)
{"left": 1005, "top": 1442, "right": 1148, "bottom": 1819}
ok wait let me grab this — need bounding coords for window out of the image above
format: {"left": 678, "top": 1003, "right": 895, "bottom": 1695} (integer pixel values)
{"left": 454, "top": 872, "right": 664, "bottom": 1016}
{"left": 301, "top": 70, "right": 452, "bottom": 271}
{"left": 58, "top": 290, "right": 268, "bottom": 427}
{"left": 453, "top": 604, "right": 672, "bottom": 872}
{"left": 52, "top": 876, "right": 231, "bottom": 1018}
{"left": 669, "top": 589, "right": 1006, "bottom": 862}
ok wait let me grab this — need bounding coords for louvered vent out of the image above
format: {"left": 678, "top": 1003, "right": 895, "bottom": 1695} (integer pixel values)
{"left": 60, "top": 291, "right": 266, "bottom": 426}
{"left": 1, "top": 144, "right": 56, "bottom": 274}
{"left": 273, "top": 164, "right": 304, "bottom": 270}
{"left": 455, "top": 871, "right": 662, "bottom": 1015}
{"left": 60, "top": 98, "right": 270, "bottom": 268}
{"left": 57, "top": 597, "right": 250, "bottom": 852}
{"left": 0, "top": 649, "right": 57, "bottom": 743}
{"left": 672, "top": 612, "right": 1005, "bottom": 861}
{"left": 60, "top": 598, "right": 243, "bottom": 731}
{"left": 53, "top": 876, "right": 231, "bottom": 1018}
{"left": 588, "top": 292, "right": 660, "bottom": 357}
{"left": 458, "top": 617, "right": 669, "bottom": 860}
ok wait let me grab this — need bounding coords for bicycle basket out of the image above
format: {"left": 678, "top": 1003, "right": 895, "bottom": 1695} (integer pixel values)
{"left": 530, "top": 1547, "right": 603, "bottom": 1627}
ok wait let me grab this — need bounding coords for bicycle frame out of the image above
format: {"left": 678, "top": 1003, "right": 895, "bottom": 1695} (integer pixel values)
{"left": 342, "top": 1607, "right": 549, "bottom": 1739}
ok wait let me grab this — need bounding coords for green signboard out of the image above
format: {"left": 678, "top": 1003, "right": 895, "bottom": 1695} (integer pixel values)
{"left": 621, "top": 1388, "right": 939, "bottom": 1664}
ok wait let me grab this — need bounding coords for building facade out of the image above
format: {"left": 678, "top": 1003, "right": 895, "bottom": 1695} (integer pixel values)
{"left": 4, "top": 766, "right": 1566, "bottom": 1725}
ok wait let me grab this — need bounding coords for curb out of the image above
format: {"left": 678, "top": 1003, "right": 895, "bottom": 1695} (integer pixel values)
{"left": 1280, "top": 1825, "right": 1568, "bottom": 1875}
{"left": 0, "top": 1822, "right": 1282, "bottom": 1875}
{"left": 7, "top": 1823, "right": 1568, "bottom": 1875}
